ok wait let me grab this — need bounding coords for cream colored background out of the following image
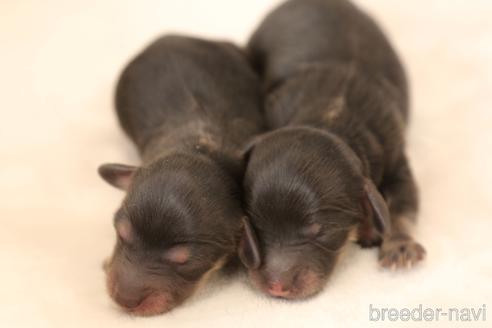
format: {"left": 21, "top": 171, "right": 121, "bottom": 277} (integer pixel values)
{"left": 1, "top": 0, "right": 491, "bottom": 327}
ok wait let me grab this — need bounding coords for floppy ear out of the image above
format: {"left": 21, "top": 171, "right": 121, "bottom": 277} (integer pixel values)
{"left": 239, "top": 131, "right": 277, "bottom": 163}
{"left": 363, "top": 178, "right": 391, "bottom": 235}
{"left": 98, "top": 163, "right": 137, "bottom": 190}
{"left": 239, "top": 137, "right": 258, "bottom": 164}
{"left": 238, "top": 217, "right": 261, "bottom": 269}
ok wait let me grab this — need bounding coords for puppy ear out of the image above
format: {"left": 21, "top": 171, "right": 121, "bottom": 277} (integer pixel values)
{"left": 238, "top": 217, "right": 261, "bottom": 269}
{"left": 363, "top": 178, "right": 391, "bottom": 234}
{"left": 115, "top": 217, "right": 134, "bottom": 243}
{"left": 98, "top": 163, "right": 137, "bottom": 190}
{"left": 239, "top": 131, "right": 276, "bottom": 163}
{"left": 240, "top": 138, "right": 257, "bottom": 164}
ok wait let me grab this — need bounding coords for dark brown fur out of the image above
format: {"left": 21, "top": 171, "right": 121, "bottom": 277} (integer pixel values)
{"left": 239, "top": 0, "right": 425, "bottom": 299}
{"left": 99, "top": 35, "right": 264, "bottom": 315}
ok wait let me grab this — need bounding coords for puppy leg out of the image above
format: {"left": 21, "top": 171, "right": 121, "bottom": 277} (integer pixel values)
{"left": 378, "top": 155, "right": 426, "bottom": 269}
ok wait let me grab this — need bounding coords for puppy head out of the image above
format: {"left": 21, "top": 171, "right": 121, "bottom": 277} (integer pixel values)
{"left": 239, "top": 128, "right": 390, "bottom": 299}
{"left": 99, "top": 154, "right": 243, "bottom": 315}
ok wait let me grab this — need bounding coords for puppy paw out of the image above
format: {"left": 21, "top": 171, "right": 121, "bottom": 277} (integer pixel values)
{"left": 378, "top": 235, "right": 426, "bottom": 270}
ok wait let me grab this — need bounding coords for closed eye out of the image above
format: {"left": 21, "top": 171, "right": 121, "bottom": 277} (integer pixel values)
{"left": 162, "top": 245, "right": 190, "bottom": 265}
{"left": 309, "top": 240, "right": 341, "bottom": 254}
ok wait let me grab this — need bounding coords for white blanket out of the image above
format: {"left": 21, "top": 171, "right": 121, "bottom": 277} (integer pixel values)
{"left": 1, "top": 1, "right": 491, "bottom": 327}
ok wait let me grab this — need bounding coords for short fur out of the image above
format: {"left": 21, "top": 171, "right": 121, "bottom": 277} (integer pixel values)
{"left": 100, "top": 35, "right": 264, "bottom": 315}
{"left": 241, "top": 0, "right": 425, "bottom": 299}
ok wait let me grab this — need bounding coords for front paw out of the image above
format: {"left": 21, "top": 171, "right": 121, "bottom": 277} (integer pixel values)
{"left": 378, "top": 235, "right": 426, "bottom": 270}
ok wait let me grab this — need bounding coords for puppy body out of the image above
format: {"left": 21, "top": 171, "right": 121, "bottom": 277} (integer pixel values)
{"left": 241, "top": 0, "right": 425, "bottom": 299}
{"left": 117, "top": 36, "right": 263, "bottom": 167}
{"left": 100, "top": 35, "right": 263, "bottom": 315}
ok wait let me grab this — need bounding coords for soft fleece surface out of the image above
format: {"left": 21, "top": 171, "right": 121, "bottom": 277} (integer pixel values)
{"left": 1, "top": 1, "right": 491, "bottom": 327}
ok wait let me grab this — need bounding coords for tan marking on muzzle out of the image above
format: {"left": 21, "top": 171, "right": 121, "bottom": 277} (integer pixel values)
{"left": 193, "top": 256, "right": 227, "bottom": 294}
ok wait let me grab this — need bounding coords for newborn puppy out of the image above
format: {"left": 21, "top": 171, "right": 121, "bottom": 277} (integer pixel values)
{"left": 239, "top": 0, "right": 426, "bottom": 299}
{"left": 99, "top": 35, "right": 263, "bottom": 315}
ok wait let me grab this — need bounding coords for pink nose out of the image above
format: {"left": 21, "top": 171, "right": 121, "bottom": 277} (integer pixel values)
{"left": 267, "top": 281, "right": 291, "bottom": 298}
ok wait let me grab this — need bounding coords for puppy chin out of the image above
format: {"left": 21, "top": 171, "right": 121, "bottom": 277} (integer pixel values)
{"left": 126, "top": 292, "right": 175, "bottom": 316}
{"left": 105, "top": 269, "right": 179, "bottom": 316}
{"left": 131, "top": 256, "right": 227, "bottom": 316}
{"left": 289, "top": 270, "right": 327, "bottom": 300}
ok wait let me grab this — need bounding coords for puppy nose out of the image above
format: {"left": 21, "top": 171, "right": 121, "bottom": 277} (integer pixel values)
{"left": 266, "top": 281, "right": 291, "bottom": 298}
{"left": 114, "top": 291, "right": 144, "bottom": 309}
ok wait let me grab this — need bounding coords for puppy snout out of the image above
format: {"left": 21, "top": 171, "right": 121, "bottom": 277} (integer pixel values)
{"left": 106, "top": 269, "right": 148, "bottom": 310}
{"left": 266, "top": 280, "right": 292, "bottom": 298}
{"left": 262, "top": 270, "right": 298, "bottom": 298}
{"left": 258, "top": 268, "right": 323, "bottom": 300}
{"left": 114, "top": 291, "right": 145, "bottom": 309}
